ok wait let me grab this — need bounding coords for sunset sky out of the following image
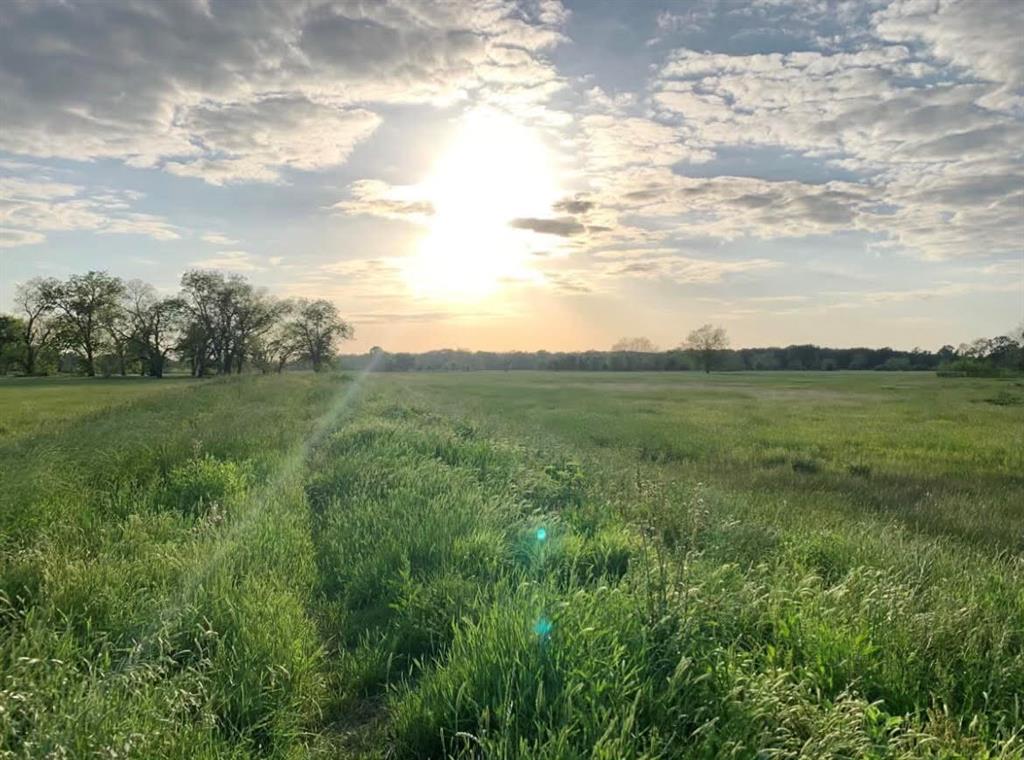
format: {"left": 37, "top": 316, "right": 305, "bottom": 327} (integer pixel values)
{"left": 1, "top": 0, "right": 1021, "bottom": 352}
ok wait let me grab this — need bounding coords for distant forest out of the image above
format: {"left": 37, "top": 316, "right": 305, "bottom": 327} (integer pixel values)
{"left": 2, "top": 269, "right": 1020, "bottom": 378}
{"left": 343, "top": 338, "right": 1024, "bottom": 376}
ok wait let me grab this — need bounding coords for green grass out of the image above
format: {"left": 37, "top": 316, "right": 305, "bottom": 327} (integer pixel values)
{"left": 2, "top": 371, "right": 1022, "bottom": 757}
{"left": 0, "top": 375, "right": 192, "bottom": 440}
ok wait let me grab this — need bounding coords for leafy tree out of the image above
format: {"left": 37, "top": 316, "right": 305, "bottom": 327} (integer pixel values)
{"left": 44, "top": 271, "right": 125, "bottom": 376}
{"left": 123, "top": 280, "right": 183, "bottom": 378}
{"left": 11, "top": 278, "right": 57, "bottom": 375}
{"left": 103, "top": 288, "right": 138, "bottom": 376}
{"left": 0, "top": 315, "right": 26, "bottom": 374}
{"left": 252, "top": 300, "right": 300, "bottom": 374}
{"left": 230, "top": 285, "right": 285, "bottom": 374}
{"left": 684, "top": 324, "right": 729, "bottom": 373}
{"left": 178, "top": 270, "right": 288, "bottom": 375}
{"left": 178, "top": 270, "right": 222, "bottom": 376}
{"left": 286, "top": 298, "right": 353, "bottom": 372}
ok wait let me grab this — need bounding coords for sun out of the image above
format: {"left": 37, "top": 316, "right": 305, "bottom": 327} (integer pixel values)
{"left": 403, "top": 109, "right": 561, "bottom": 301}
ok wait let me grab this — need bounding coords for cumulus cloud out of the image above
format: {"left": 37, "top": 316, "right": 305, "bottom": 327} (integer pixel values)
{"left": 872, "top": 0, "right": 1024, "bottom": 93}
{"left": 630, "top": 26, "right": 1024, "bottom": 259}
{"left": 2, "top": 0, "right": 1019, "bottom": 322}
{"left": 165, "top": 98, "right": 381, "bottom": 184}
{"left": 0, "top": 0, "right": 569, "bottom": 183}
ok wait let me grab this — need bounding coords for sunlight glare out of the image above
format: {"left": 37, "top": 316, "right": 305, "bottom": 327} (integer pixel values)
{"left": 404, "top": 109, "right": 561, "bottom": 301}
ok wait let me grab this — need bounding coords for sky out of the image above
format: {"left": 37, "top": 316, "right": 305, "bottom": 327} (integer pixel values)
{"left": 0, "top": 0, "right": 1021, "bottom": 352}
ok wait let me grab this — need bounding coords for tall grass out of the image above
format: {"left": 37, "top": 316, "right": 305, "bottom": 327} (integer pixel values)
{"left": 2, "top": 371, "right": 1022, "bottom": 757}
{"left": 1, "top": 375, "right": 343, "bottom": 756}
{"left": 305, "top": 381, "right": 1024, "bottom": 757}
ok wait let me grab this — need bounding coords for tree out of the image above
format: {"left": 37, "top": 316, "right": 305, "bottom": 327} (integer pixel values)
{"left": 123, "top": 280, "right": 182, "bottom": 378}
{"left": 684, "top": 323, "right": 729, "bottom": 373}
{"left": 44, "top": 271, "right": 125, "bottom": 376}
{"left": 178, "top": 270, "right": 221, "bottom": 376}
{"left": 286, "top": 298, "right": 353, "bottom": 372}
{"left": 0, "top": 315, "right": 26, "bottom": 374}
{"left": 229, "top": 285, "right": 285, "bottom": 374}
{"left": 252, "top": 300, "right": 299, "bottom": 374}
{"left": 178, "top": 270, "right": 287, "bottom": 375}
{"left": 611, "top": 336, "right": 658, "bottom": 352}
{"left": 12, "top": 278, "right": 56, "bottom": 375}
{"left": 104, "top": 288, "right": 138, "bottom": 376}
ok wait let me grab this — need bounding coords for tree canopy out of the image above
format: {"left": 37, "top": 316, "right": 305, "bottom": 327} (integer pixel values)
{"left": 684, "top": 324, "right": 730, "bottom": 373}
{"left": 0, "top": 270, "right": 354, "bottom": 377}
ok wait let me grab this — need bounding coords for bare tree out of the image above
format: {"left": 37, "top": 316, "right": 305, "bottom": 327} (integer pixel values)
{"left": 12, "top": 278, "right": 56, "bottom": 375}
{"left": 612, "top": 336, "right": 658, "bottom": 352}
{"left": 684, "top": 324, "right": 729, "bottom": 373}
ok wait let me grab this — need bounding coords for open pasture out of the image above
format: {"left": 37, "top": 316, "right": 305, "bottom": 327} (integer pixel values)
{"left": 1, "top": 371, "right": 1022, "bottom": 758}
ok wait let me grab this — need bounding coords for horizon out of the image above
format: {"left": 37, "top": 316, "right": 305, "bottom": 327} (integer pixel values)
{"left": 1, "top": 0, "right": 1022, "bottom": 352}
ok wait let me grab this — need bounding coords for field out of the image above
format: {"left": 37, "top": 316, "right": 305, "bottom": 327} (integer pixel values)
{"left": 1, "top": 371, "right": 1022, "bottom": 758}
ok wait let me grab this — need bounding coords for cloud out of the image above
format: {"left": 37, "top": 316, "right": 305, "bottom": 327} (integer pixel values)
{"left": 630, "top": 32, "right": 1024, "bottom": 259}
{"left": 164, "top": 98, "right": 381, "bottom": 184}
{"left": 0, "top": 0, "right": 570, "bottom": 183}
{"left": 0, "top": 227, "right": 45, "bottom": 248}
{"left": 872, "top": 0, "right": 1024, "bottom": 92}
{"left": 0, "top": 176, "right": 179, "bottom": 245}
{"left": 509, "top": 217, "right": 586, "bottom": 236}
{"left": 543, "top": 272, "right": 593, "bottom": 294}
{"left": 537, "top": 248, "right": 781, "bottom": 294}
{"left": 602, "top": 173, "right": 882, "bottom": 241}
{"left": 201, "top": 232, "right": 239, "bottom": 246}
{"left": 553, "top": 198, "right": 595, "bottom": 215}
{"left": 190, "top": 251, "right": 263, "bottom": 272}
{"left": 600, "top": 252, "right": 780, "bottom": 284}
{"left": 333, "top": 180, "right": 435, "bottom": 222}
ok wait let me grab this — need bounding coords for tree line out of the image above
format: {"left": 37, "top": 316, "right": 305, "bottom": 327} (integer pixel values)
{"left": 343, "top": 325, "right": 1024, "bottom": 375}
{"left": 0, "top": 271, "right": 353, "bottom": 377}
{"left": 3, "top": 275, "right": 1020, "bottom": 378}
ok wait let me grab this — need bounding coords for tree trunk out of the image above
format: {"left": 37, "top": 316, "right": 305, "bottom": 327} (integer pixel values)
{"left": 85, "top": 346, "right": 95, "bottom": 376}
